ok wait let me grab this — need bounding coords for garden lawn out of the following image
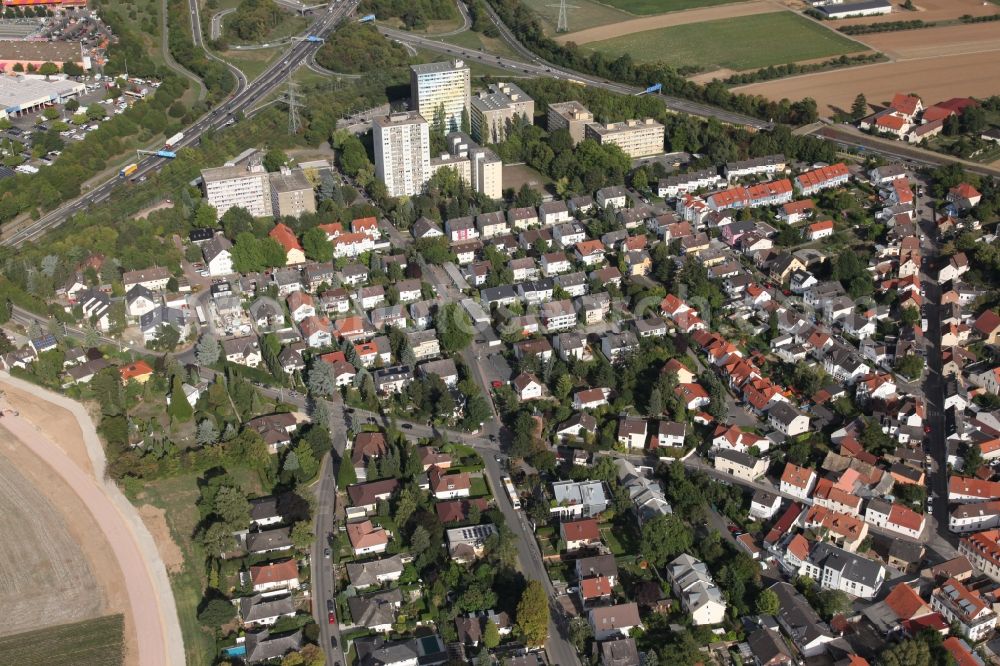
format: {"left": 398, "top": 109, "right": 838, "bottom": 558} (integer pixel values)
{"left": 582, "top": 12, "right": 865, "bottom": 71}
{"left": 139, "top": 475, "right": 219, "bottom": 666}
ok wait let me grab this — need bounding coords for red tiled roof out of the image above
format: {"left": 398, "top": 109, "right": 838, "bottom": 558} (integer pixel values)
{"left": 580, "top": 576, "right": 614, "bottom": 599}
{"left": 950, "top": 183, "right": 981, "bottom": 200}
{"left": 781, "top": 462, "right": 814, "bottom": 490}
{"left": 884, "top": 582, "right": 929, "bottom": 620}
{"left": 765, "top": 502, "right": 802, "bottom": 545}
{"left": 561, "top": 518, "right": 600, "bottom": 542}
{"left": 250, "top": 559, "right": 298, "bottom": 585}
{"left": 891, "top": 93, "right": 921, "bottom": 116}
{"left": 974, "top": 309, "right": 1000, "bottom": 336}
{"left": 796, "top": 163, "right": 849, "bottom": 190}
{"left": 269, "top": 223, "right": 302, "bottom": 252}
{"left": 877, "top": 115, "right": 907, "bottom": 131}
{"left": 889, "top": 503, "right": 925, "bottom": 532}
{"left": 119, "top": 360, "right": 153, "bottom": 381}
{"left": 942, "top": 637, "right": 980, "bottom": 666}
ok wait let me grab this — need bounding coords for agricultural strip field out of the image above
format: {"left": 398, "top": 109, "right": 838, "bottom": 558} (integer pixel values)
{"left": 0, "top": 615, "right": 124, "bottom": 666}
{"left": 0, "top": 450, "right": 103, "bottom": 638}
{"left": 735, "top": 51, "right": 1000, "bottom": 116}
{"left": 852, "top": 22, "right": 1000, "bottom": 60}
{"left": 556, "top": 0, "right": 777, "bottom": 45}
{"left": 579, "top": 11, "right": 867, "bottom": 71}
{"left": 591, "top": 0, "right": 748, "bottom": 15}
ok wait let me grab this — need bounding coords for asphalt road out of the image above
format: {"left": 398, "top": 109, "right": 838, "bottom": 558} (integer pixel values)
{"left": 478, "top": 447, "right": 582, "bottom": 666}
{"left": 1, "top": 0, "right": 358, "bottom": 249}
{"left": 310, "top": 453, "right": 346, "bottom": 666}
{"left": 380, "top": 11, "right": 772, "bottom": 131}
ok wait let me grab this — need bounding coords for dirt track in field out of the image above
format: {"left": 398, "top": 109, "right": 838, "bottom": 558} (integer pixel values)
{"left": 853, "top": 22, "right": 1000, "bottom": 60}
{"left": 556, "top": 0, "right": 777, "bottom": 44}
{"left": 735, "top": 51, "right": 1000, "bottom": 116}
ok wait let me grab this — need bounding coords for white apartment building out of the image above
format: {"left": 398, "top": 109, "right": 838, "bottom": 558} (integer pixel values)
{"left": 374, "top": 112, "right": 431, "bottom": 198}
{"left": 202, "top": 164, "right": 273, "bottom": 218}
{"left": 410, "top": 60, "right": 471, "bottom": 134}
{"left": 584, "top": 118, "right": 664, "bottom": 158}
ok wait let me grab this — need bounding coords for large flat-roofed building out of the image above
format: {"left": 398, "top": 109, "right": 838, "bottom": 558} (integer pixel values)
{"left": 431, "top": 132, "right": 503, "bottom": 200}
{"left": 547, "top": 101, "right": 594, "bottom": 145}
{"left": 0, "top": 75, "right": 84, "bottom": 120}
{"left": 374, "top": 111, "right": 431, "bottom": 198}
{"left": 410, "top": 60, "right": 470, "bottom": 135}
{"left": 202, "top": 164, "right": 273, "bottom": 218}
{"left": 470, "top": 82, "right": 534, "bottom": 144}
{"left": 269, "top": 168, "right": 316, "bottom": 218}
{"left": 0, "top": 39, "right": 89, "bottom": 71}
{"left": 584, "top": 118, "right": 664, "bottom": 158}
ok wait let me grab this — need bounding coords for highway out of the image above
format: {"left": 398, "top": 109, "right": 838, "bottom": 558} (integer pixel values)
{"left": 379, "top": 8, "right": 773, "bottom": 131}
{"left": 1, "top": 0, "right": 358, "bottom": 250}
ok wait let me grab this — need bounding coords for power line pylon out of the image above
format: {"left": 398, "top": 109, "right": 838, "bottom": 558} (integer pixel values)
{"left": 285, "top": 80, "right": 303, "bottom": 135}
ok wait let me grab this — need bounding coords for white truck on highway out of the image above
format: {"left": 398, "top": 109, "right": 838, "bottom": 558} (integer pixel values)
{"left": 164, "top": 132, "right": 184, "bottom": 149}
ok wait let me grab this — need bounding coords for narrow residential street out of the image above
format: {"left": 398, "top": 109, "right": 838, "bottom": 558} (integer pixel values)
{"left": 310, "top": 454, "right": 346, "bottom": 666}
{"left": 477, "top": 449, "right": 583, "bottom": 666}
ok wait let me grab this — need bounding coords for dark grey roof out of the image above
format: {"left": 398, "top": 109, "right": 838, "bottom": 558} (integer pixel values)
{"left": 245, "top": 629, "right": 303, "bottom": 664}
{"left": 769, "top": 581, "right": 831, "bottom": 649}
{"left": 239, "top": 594, "right": 295, "bottom": 624}
{"left": 807, "top": 542, "right": 885, "bottom": 589}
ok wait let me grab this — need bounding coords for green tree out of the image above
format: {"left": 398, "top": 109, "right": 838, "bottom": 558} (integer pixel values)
{"left": 291, "top": 520, "right": 313, "bottom": 551}
{"left": 302, "top": 227, "right": 333, "bottom": 262}
{"left": 293, "top": 440, "right": 319, "bottom": 480}
{"left": 197, "top": 597, "right": 236, "bottom": 627}
{"left": 263, "top": 148, "right": 288, "bottom": 172}
{"left": 640, "top": 514, "right": 692, "bottom": 568}
{"left": 482, "top": 620, "right": 500, "bottom": 649}
{"left": 515, "top": 581, "right": 549, "bottom": 647}
{"left": 755, "top": 588, "right": 779, "bottom": 616}
{"left": 168, "top": 375, "right": 193, "bottom": 422}
{"left": 894, "top": 354, "right": 924, "bottom": 380}
{"left": 850, "top": 93, "right": 868, "bottom": 120}
{"left": 338, "top": 456, "right": 358, "bottom": 486}
{"left": 200, "top": 521, "right": 235, "bottom": 557}
{"left": 196, "top": 333, "right": 220, "bottom": 366}
{"left": 38, "top": 61, "right": 59, "bottom": 80}
{"left": 214, "top": 486, "right": 250, "bottom": 527}
{"left": 436, "top": 302, "right": 473, "bottom": 352}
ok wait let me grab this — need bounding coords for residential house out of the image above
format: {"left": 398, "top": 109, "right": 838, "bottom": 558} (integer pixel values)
{"left": 550, "top": 480, "right": 608, "bottom": 519}
{"left": 561, "top": 518, "right": 601, "bottom": 552}
{"left": 447, "top": 524, "right": 497, "bottom": 563}
{"left": 346, "top": 520, "right": 389, "bottom": 556}
{"left": 668, "top": 554, "right": 726, "bottom": 625}
{"left": 250, "top": 559, "right": 300, "bottom": 593}
{"left": 931, "top": 577, "right": 996, "bottom": 641}
{"left": 589, "top": 603, "right": 641, "bottom": 641}
{"left": 780, "top": 463, "right": 817, "bottom": 500}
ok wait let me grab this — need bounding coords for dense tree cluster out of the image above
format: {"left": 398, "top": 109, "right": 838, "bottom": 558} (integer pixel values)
{"left": 166, "top": 0, "right": 235, "bottom": 100}
{"left": 227, "top": 0, "right": 284, "bottom": 42}
{"left": 359, "top": 0, "right": 458, "bottom": 29}
{"left": 315, "top": 23, "right": 410, "bottom": 73}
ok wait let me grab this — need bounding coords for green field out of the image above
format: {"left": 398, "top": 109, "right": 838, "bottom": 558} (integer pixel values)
{"left": 521, "top": 0, "right": 632, "bottom": 34}
{"left": 599, "top": 0, "right": 745, "bottom": 14}
{"left": 0, "top": 615, "right": 124, "bottom": 666}
{"left": 582, "top": 12, "right": 866, "bottom": 72}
